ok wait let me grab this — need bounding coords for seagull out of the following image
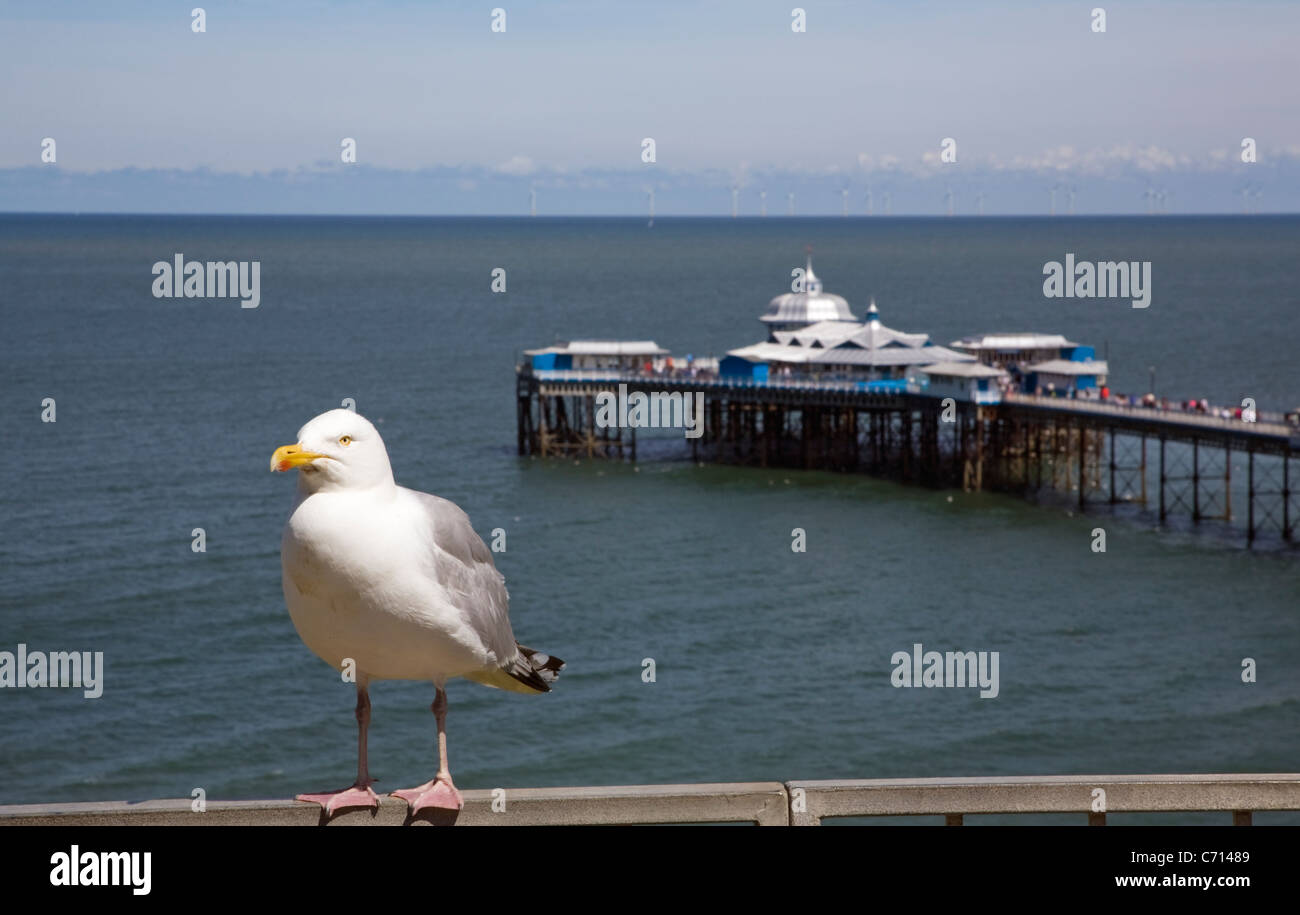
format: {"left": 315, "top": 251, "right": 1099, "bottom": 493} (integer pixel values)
{"left": 271, "top": 409, "right": 563, "bottom": 818}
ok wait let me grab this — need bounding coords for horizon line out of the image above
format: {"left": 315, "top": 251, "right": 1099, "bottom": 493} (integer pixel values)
{"left": 3, "top": 211, "right": 1296, "bottom": 219}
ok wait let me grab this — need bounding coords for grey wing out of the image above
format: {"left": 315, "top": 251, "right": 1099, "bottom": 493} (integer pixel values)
{"left": 411, "top": 489, "right": 518, "bottom": 665}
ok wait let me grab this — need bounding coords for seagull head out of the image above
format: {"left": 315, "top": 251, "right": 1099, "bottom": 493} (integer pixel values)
{"left": 270, "top": 409, "right": 395, "bottom": 492}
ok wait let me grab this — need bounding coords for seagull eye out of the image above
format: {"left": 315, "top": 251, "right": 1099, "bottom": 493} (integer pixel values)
{"left": 339, "top": 435, "right": 353, "bottom": 446}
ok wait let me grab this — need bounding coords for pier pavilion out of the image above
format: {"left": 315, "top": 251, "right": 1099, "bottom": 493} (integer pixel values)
{"left": 725, "top": 300, "right": 977, "bottom": 386}
{"left": 913, "top": 362, "right": 1009, "bottom": 405}
{"left": 724, "top": 257, "right": 979, "bottom": 388}
{"left": 1023, "top": 358, "right": 1109, "bottom": 396}
{"left": 524, "top": 340, "right": 668, "bottom": 372}
{"left": 758, "top": 255, "right": 858, "bottom": 337}
{"left": 951, "top": 332, "right": 1108, "bottom": 395}
{"left": 951, "top": 332, "right": 1083, "bottom": 367}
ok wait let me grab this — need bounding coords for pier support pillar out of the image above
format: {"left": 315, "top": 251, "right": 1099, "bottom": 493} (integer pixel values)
{"left": 1192, "top": 437, "right": 1200, "bottom": 523}
{"left": 1108, "top": 427, "right": 1116, "bottom": 505}
{"left": 1247, "top": 449, "right": 1255, "bottom": 545}
{"left": 1285, "top": 454, "right": 1292, "bottom": 541}
{"left": 1159, "top": 437, "right": 1167, "bottom": 522}
{"left": 1078, "top": 423, "right": 1087, "bottom": 511}
{"left": 1223, "top": 440, "right": 1231, "bottom": 521}
{"left": 1140, "top": 435, "right": 1147, "bottom": 504}
{"left": 517, "top": 392, "right": 525, "bottom": 455}
{"left": 539, "top": 397, "right": 550, "bottom": 458}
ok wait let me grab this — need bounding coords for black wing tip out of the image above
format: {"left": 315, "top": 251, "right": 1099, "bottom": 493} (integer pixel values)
{"left": 513, "top": 643, "right": 565, "bottom": 692}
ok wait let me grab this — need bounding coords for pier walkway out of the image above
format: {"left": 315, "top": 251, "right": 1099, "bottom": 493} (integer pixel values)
{"left": 1002, "top": 392, "right": 1295, "bottom": 450}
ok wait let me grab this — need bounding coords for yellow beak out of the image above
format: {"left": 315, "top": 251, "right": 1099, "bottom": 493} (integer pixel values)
{"left": 270, "top": 443, "right": 327, "bottom": 472}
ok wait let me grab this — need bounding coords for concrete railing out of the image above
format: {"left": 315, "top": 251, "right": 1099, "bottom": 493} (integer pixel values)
{"left": 0, "top": 783, "right": 789, "bottom": 827}
{"left": 3, "top": 774, "right": 1298, "bottom": 826}
{"left": 786, "top": 774, "right": 1300, "bottom": 826}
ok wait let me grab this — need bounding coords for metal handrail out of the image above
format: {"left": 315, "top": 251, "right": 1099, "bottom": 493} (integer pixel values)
{"left": 529, "top": 369, "right": 910, "bottom": 394}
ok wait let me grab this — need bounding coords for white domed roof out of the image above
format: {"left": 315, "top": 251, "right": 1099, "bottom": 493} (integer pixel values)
{"left": 760, "top": 256, "right": 856, "bottom": 326}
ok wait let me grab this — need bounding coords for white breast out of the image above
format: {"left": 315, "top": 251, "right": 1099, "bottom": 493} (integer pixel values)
{"left": 280, "top": 489, "right": 490, "bottom": 682}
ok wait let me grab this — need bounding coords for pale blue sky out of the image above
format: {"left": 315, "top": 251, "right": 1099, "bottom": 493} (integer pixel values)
{"left": 2, "top": 1, "right": 1297, "bottom": 213}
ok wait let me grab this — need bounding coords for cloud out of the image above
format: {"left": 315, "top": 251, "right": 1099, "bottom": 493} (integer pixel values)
{"left": 980, "top": 144, "right": 1245, "bottom": 175}
{"left": 6, "top": 148, "right": 1300, "bottom": 215}
{"left": 495, "top": 155, "right": 536, "bottom": 176}
{"left": 856, "top": 153, "right": 905, "bottom": 173}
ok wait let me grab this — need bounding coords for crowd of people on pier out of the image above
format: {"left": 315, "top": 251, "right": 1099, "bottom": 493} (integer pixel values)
{"left": 1018, "top": 380, "right": 1271, "bottom": 423}
{"left": 642, "top": 356, "right": 716, "bottom": 380}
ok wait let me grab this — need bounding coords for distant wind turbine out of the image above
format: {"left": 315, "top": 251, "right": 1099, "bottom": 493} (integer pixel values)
{"left": 1049, "top": 184, "right": 1058, "bottom": 217}
{"left": 787, "top": 192, "right": 796, "bottom": 216}
{"left": 865, "top": 185, "right": 873, "bottom": 216}
{"left": 1238, "top": 185, "right": 1260, "bottom": 215}
{"left": 1144, "top": 186, "right": 1155, "bottom": 215}
{"left": 759, "top": 189, "right": 767, "bottom": 217}
{"left": 974, "top": 191, "right": 985, "bottom": 216}
{"left": 842, "top": 188, "right": 850, "bottom": 217}
{"left": 529, "top": 187, "right": 537, "bottom": 218}
{"left": 1067, "top": 186, "right": 1076, "bottom": 216}
{"left": 944, "top": 185, "right": 954, "bottom": 217}
{"left": 883, "top": 191, "right": 892, "bottom": 216}
{"left": 731, "top": 185, "right": 739, "bottom": 218}
{"left": 647, "top": 187, "right": 655, "bottom": 226}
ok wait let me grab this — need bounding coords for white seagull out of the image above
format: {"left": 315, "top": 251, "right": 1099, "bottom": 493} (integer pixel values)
{"left": 271, "top": 409, "right": 563, "bottom": 817}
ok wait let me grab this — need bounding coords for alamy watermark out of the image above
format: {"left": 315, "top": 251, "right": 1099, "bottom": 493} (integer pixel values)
{"left": 891, "top": 642, "right": 999, "bottom": 698}
{"left": 1043, "top": 254, "right": 1150, "bottom": 308}
{"left": 595, "top": 383, "right": 704, "bottom": 439}
{"left": 152, "top": 254, "right": 261, "bottom": 308}
{"left": 50, "top": 846, "right": 150, "bottom": 895}
{"left": 0, "top": 644, "right": 103, "bottom": 698}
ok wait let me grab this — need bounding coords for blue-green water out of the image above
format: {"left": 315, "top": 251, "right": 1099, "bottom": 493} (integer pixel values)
{"left": 1, "top": 215, "right": 1297, "bottom": 820}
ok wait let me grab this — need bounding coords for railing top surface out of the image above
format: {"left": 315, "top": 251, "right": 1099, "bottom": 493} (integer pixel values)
{"left": 787, "top": 773, "right": 1300, "bottom": 822}
{"left": 0, "top": 780, "right": 786, "bottom": 818}
{"left": 4, "top": 774, "right": 1299, "bottom": 826}
{"left": 0, "top": 782, "right": 791, "bottom": 827}
{"left": 789, "top": 773, "right": 1300, "bottom": 789}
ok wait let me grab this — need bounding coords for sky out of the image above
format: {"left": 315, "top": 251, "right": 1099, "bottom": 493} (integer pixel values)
{"left": 2, "top": 0, "right": 1298, "bottom": 214}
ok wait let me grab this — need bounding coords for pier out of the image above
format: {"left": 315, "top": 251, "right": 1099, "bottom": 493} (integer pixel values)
{"left": 516, "top": 255, "right": 1298, "bottom": 545}
{"left": 515, "top": 368, "right": 1299, "bottom": 545}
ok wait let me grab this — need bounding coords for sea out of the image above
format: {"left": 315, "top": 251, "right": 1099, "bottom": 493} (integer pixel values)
{"left": 1, "top": 213, "right": 1297, "bottom": 824}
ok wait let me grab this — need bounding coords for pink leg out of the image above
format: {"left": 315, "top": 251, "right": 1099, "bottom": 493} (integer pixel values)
{"left": 391, "top": 687, "right": 463, "bottom": 814}
{"left": 296, "top": 683, "right": 381, "bottom": 816}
